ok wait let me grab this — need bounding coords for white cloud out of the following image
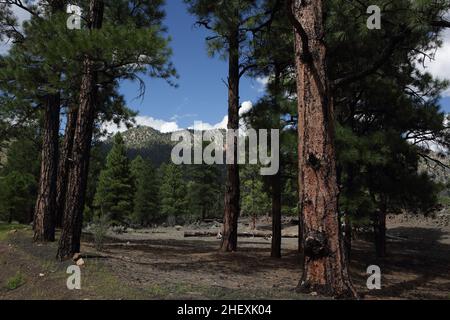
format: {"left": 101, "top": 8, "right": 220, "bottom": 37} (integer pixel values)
{"left": 104, "top": 101, "right": 253, "bottom": 135}
{"left": 253, "top": 76, "right": 269, "bottom": 93}
{"left": 103, "top": 116, "right": 181, "bottom": 135}
{"left": 189, "top": 116, "right": 228, "bottom": 131}
{"left": 0, "top": 6, "right": 31, "bottom": 55}
{"left": 239, "top": 101, "right": 253, "bottom": 116}
{"left": 419, "top": 28, "right": 450, "bottom": 97}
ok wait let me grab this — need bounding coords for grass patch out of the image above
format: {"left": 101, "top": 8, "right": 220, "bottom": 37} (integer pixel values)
{"left": 0, "top": 223, "right": 29, "bottom": 241}
{"left": 5, "top": 272, "right": 26, "bottom": 291}
{"left": 438, "top": 196, "right": 450, "bottom": 207}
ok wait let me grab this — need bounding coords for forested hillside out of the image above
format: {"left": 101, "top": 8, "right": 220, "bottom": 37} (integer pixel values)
{"left": 103, "top": 126, "right": 175, "bottom": 167}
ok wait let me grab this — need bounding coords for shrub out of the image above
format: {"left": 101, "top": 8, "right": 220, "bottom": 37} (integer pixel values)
{"left": 91, "top": 214, "right": 111, "bottom": 252}
{"left": 5, "top": 272, "right": 26, "bottom": 291}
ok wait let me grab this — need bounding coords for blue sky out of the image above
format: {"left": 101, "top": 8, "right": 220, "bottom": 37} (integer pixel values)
{"left": 118, "top": 0, "right": 265, "bottom": 131}
{"left": 441, "top": 97, "right": 450, "bottom": 113}
{"left": 118, "top": 0, "right": 450, "bottom": 131}
{"left": 2, "top": 1, "right": 449, "bottom": 132}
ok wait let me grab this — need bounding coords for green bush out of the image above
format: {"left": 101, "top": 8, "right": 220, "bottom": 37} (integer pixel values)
{"left": 5, "top": 272, "right": 26, "bottom": 291}
{"left": 91, "top": 214, "right": 111, "bottom": 252}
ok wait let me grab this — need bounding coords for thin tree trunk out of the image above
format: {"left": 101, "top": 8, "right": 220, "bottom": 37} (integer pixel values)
{"left": 298, "top": 211, "right": 303, "bottom": 252}
{"left": 33, "top": 94, "right": 60, "bottom": 242}
{"left": 57, "top": 0, "right": 104, "bottom": 260}
{"left": 343, "top": 214, "right": 352, "bottom": 261}
{"left": 291, "top": 0, "right": 357, "bottom": 298}
{"left": 221, "top": 27, "right": 240, "bottom": 252}
{"left": 55, "top": 106, "right": 78, "bottom": 228}
{"left": 271, "top": 67, "right": 282, "bottom": 259}
{"left": 271, "top": 171, "right": 282, "bottom": 258}
{"left": 373, "top": 209, "right": 387, "bottom": 258}
{"left": 32, "top": 0, "right": 66, "bottom": 242}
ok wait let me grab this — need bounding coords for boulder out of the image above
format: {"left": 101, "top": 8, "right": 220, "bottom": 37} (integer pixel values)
{"left": 76, "top": 258, "right": 85, "bottom": 267}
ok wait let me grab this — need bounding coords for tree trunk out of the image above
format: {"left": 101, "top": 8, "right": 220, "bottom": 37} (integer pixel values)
{"left": 271, "top": 171, "right": 282, "bottom": 258}
{"left": 271, "top": 66, "right": 282, "bottom": 259}
{"left": 221, "top": 27, "right": 240, "bottom": 252}
{"left": 32, "top": 0, "right": 66, "bottom": 242}
{"left": 57, "top": 0, "right": 104, "bottom": 260}
{"left": 343, "top": 214, "right": 352, "bottom": 261}
{"left": 55, "top": 106, "right": 78, "bottom": 228}
{"left": 298, "top": 212, "right": 303, "bottom": 252}
{"left": 291, "top": 0, "right": 357, "bottom": 298}
{"left": 373, "top": 210, "right": 387, "bottom": 258}
{"left": 33, "top": 94, "right": 60, "bottom": 242}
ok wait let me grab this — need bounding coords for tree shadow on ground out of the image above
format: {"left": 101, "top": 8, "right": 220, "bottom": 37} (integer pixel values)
{"left": 350, "top": 227, "right": 450, "bottom": 299}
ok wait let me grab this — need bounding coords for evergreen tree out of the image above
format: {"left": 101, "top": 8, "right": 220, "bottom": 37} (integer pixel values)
{"left": 0, "top": 171, "right": 36, "bottom": 223}
{"left": 240, "top": 165, "right": 271, "bottom": 229}
{"left": 131, "top": 155, "right": 160, "bottom": 226}
{"left": 288, "top": 0, "right": 357, "bottom": 297}
{"left": 0, "top": 133, "right": 40, "bottom": 223}
{"left": 159, "top": 163, "right": 187, "bottom": 223}
{"left": 57, "top": 0, "right": 176, "bottom": 260}
{"left": 93, "top": 133, "right": 133, "bottom": 224}
{"left": 186, "top": 163, "right": 222, "bottom": 221}
{"left": 184, "top": 0, "right": 278, "bottom": 252}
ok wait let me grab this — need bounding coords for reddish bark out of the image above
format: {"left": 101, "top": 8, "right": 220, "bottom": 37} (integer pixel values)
{"left": 57, "top": 0, "right": 104, "bottom": 260}
{"left": 33, "top": 94, "right": 60, "bottom": 242}
{"left": 221, "top": 27, "right": 241, "bottom": 252}
{"left": 55, "top": 106, "right": 78, "bottom": 228}
{"left": 290, "top": 0, "right": 357, "bottom": 298}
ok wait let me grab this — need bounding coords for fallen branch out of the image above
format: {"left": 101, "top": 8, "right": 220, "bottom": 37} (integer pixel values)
{"left": 183, "top": 230, "right": 298, "bottom": 239}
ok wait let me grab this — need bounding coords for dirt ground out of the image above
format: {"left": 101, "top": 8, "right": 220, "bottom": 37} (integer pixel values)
{"left": 1, "top": 214, "right": 450, "bottom": 300}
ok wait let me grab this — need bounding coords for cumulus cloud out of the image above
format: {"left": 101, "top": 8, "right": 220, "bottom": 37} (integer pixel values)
{"left": 239, "top": 101, "right": 253, "bottom": 116}
{"left": 0, "top": 6, "right": 31, "bottom": 55}
{"left": 419, "top": 23, "right": 450, "bottom": 97}
{"left": 102, "top": 115, "right": 181, "bottom": 135}
{"left": 253, "top": 76, "right": 269, "bottom": 93}
{"left": 104, "top": 101, "right": 254, "bottom": 135}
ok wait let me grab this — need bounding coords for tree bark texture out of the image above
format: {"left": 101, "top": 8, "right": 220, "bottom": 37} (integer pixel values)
{"left": 33, "top": 94, "right": 60, "bottom": 242}
{"left": 57, "top": 0, "right": 104, "bottom": 260}
{"left": 221, "top": 27, "right": 241, "bottom": 252}
{"left": 55, "top": 106, "right": 78, "bottom": 228}
{"left": 292, "top": 0, "right": 357, "bottom": 298}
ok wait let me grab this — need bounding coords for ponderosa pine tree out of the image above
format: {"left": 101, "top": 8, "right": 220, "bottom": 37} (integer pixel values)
{"left": 240, "top": 164, "right": 271, "bottom": 229}
{"left": 327, "top": 0, "right": 450, "bottom": 258}
{"left": 0, "top": 0, "right": 67, "bottom": 242}
{"left": 184, "top": 0, "right": 277, "bottom": 252}
{"left": 131, "top": 155, "right": 160, "bottom": 226}
{"left": 31, "top": 0, "right": 69, "bottom": 242}
{"left": 57, "top": 0, "right": 106, "bottom": 260}
{"left": 285, "top": 0, "right": 450, "bottom": 295}
{"left": 93, "top": 133, "right": 133, "bottom": 224}
{"left": 245, "top": 3, "right": 296, "bottom": 257}
{"left": 57, "top": 0, "right": 176, "bottom": 260}
{"left": 0, "top": 132, "right": 40, "bottom": 224}
{"left": 186, "top": 162, "right": 222, "bottom": 221}
{"left": 288, "top": 0, "right": 357, "bottom": 298}
{"left": 55, "top": 106, "right": 77, "bottom": 228}
{"left": 159, "top": 163, "right": 187, "bottom": 223}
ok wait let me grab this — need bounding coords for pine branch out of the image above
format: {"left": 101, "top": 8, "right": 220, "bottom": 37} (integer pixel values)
{"left": 430, "top": 19, "right": 450, "bottom": 28}
{"left": 332, "top": 32, "right": 408, "bottom": 89}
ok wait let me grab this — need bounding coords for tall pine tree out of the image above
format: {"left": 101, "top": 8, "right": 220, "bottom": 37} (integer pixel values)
{"left": 159, "top": 163, "right": 187, "bottom": 223}
{"left": 94, "top": 133, "right": 133, "bottom": 224}
{"left": 131, "top": 155, "right": 160, "bottom": 226}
